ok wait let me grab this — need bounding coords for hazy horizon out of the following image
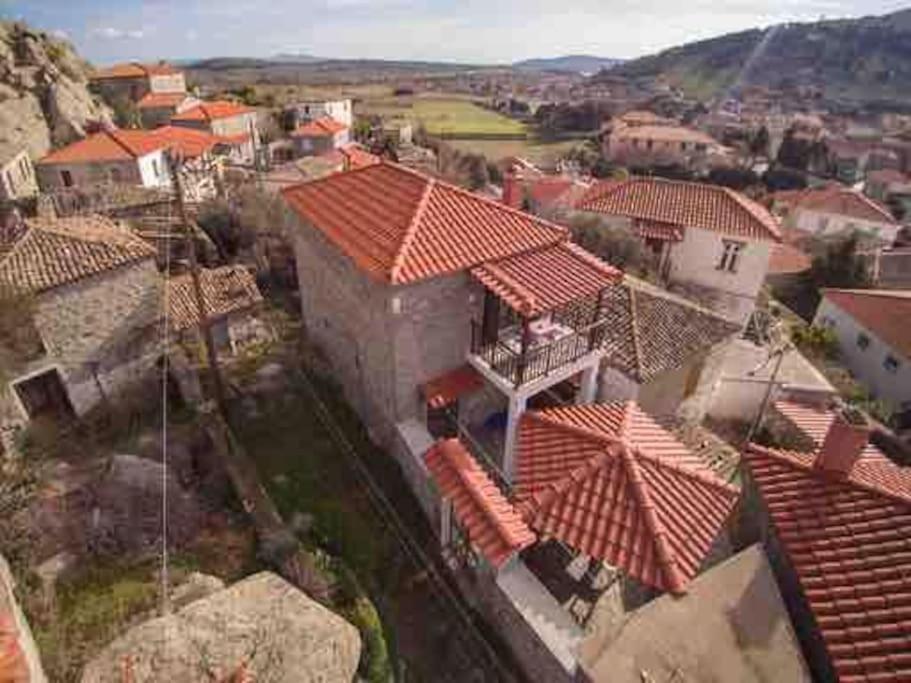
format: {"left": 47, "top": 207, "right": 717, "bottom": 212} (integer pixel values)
{"left": 5, "top": 0, "right": 911, "bottom": 66}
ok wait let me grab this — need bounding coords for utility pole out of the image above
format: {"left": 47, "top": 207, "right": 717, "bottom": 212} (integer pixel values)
{"left": 167, "top": 150, "right": 228, "bottom": 414}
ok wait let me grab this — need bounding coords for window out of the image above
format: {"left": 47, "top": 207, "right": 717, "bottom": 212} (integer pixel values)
{"left": 695, "top": 143, "right": 707, "bottom": 152}
{"left": 109, "top": 167, "right": 123, "bottom": 183}
{"left": 817, "top": 216, "right": 829, "bottom": 232}
{"left": 646, "top": 139, "right": 653, "bottom": 150}
{"left": 18, "top": 157, "right": 30, "bottom": 180}
{"left": 884, "top": 355, "right": 901, "bottom": 373}
{"left": 717, "top": 240, "right": 745, "bottom": 273}
{"left": 857, "top": 333, "right": 870, "bottom": 350}
{"left": 820, "top": 315, "right": 835, "bottom": 329}
{"left": 61, "top": 169, "right": 73, "bottom": 187}
{"left": 151, "top": 159, "right": 161, "bottom": 178}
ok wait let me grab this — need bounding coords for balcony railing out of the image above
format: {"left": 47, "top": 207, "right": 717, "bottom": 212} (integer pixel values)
{"left": 470, "top": 318, "right": 608, "bottom": 388}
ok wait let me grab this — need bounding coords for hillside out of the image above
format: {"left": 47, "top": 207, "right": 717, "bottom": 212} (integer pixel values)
{"left": 513, "top": 55, "right": 623, "bottom": 73}
{"left": 0, "top": 22, "right": 111, "bottom": 160}
{"left": 607, "top": 8, "right": 911, "bottom": 108}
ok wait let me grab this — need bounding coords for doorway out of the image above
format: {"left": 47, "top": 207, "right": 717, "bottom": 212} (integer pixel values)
{"left": 13, "top": 369, "right": 75, "bottom": 421}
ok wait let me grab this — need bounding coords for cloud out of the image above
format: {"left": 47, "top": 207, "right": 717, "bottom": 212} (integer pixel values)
{"left": 50, "top": 28, "right": 68, "bottom": 39}
{"left": 91, "top": 26, "right": 145, "bottom": 40}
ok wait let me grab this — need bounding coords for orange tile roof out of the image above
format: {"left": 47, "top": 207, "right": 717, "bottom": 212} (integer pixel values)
{"left": 421, "top": 364, "right": 483, "bottom": 409}
{"left": 513, "top": 402, "right": 739, "bottom": 594}
{"left": 281, "top": 162, "right": 568, "bottom": 285}
{"left": 171, "top": 101, "right": 255, "bottom": 123}
{"left": 632, "top": 219, "right": 684, "bottom": 242}
{"left": 773, "top": 400, "right": 889, "bottom": 463}
{"left": 470, "top": 242, "right": 620, "bottom": 317}
{"left": 822, "top": 289, "right": 911, "bottom": 358}
{"left": 137, "top": 92, "right": 191, "bottom": 109}
{"left": 789, "top": 186, "right": 897, "bottom": 224}
{"left": 424, "top": 439, "right": 535, "bottom": 567}
{"left": 768, "top": 242, "right": 812, "bottom": 275}
{"left": 0, "top": 215, "right": 156, "bottom": 294}
{"left": 578, "top": 177, "right": 782, "bottom": 242}
{"left": 292, "top": 117, "right": 348, "bottom": 137}
{"left": 91, "top": 61, "right": 181, "bottom": 80}
{"left": 168, "top": 265, "right": 263, "bottom": 331}
{"left": 613, "top": 124, "right": 719, "bottom": 146}
{"left": 743, "top": 441, "right": 911, "bottom": 682}
{"left": 37, "top": 128, "right": 166, "bottom": 164}
{"left": 0, "top": 612, "right": 28, "bottom": 683}
{"left": 339, "top": 143, "right": 380, "bottom": 170}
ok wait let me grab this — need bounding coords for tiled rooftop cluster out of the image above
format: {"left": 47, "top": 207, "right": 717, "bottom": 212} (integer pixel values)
{"left": 168, "top": 265, "right": 263, "bottom": 331}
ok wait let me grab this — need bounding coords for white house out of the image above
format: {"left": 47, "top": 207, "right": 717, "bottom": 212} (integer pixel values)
{"left": 0, "top": 146, "right": 38, "bottom": 201}
{"left": 286, "top": 99, "right": 353, "bottom": 128}
{"left": 171, "top": 101, "right": 260, "bottom": 165}
{"left": 290, "top": 117, "right": 351, "bottom": 157}
{"left": 775, "top": 184, "right": 900, "bottom": 246}
{"left": 577, "top": 177, "right": 782, "bottom": 325}
{"left": 814, "top": 288, "right": 911, "bottom": 415}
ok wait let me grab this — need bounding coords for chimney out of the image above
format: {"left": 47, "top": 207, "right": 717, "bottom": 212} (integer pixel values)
{"left": 502, "top": 169, "right": 522, "bottom": 209}
{"left": 814, "top": 406, "right": 870, "bottom": 476}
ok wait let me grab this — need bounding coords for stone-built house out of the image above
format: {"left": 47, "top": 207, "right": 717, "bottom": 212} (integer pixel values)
{"left": 576, "top": 177, "right": 783, "bottom": 325}
{"left": 285, "top": 99, "right": 353, "bottom": 129}
{"left": 168, "top": 265, "right": 269, "bottom": 355}
{"left": 290, "top": 117, "right": 350, "bottom": 157}
{"left": 90, "top": 61, "right": 187, "bottom": 107}
{"left": 864, "top": 168, "right": 911, "bottom": 202}
{"left": 598, "top": 277, "right": 741, "bottom": 421}
{"left": 773, "top": 184, "right": 900, "bottom": 245}
{"left": 740, "top": 402, "right": 911, "bottom": 682}
{"left": 0, "top": 215, "right": 163, "bottom": 451}
{"left": 603, "top": 121, "right": 726, "bottom": 172}
{"left": 814, "top": 289, "right": 911, "bottom": 417}
{"left": 0, "top": 146, "right": 38, "bottom": 201}
{"left": 171, "top": 101, "right": 260, "bottom": 165}
{"left": 137, "top": 92, "right": 199, "bottom": 128}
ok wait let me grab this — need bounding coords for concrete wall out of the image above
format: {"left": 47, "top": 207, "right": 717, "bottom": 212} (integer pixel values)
{"left": 291, "top": 100, "right": 353, "bottom": 127}
{"left": 814, "top": 297, "right": 911, "bottom": 410}
{"left": 294, "top": 130, "right": 351, "bottom": 157}
{"left": 0, "top": 150, "right": 38, "bottom": 200}
{"left": 149, "top": 73, "right": 186, "bottom": 94}
{"left": 791, "top": 207, "right": 898, "bottom": 245}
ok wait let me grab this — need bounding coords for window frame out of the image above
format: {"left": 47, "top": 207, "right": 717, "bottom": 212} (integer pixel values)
{"left": 884, "top": 354, "right": 901, "bottom": 374}
{"left": 857, "top": 332, "right": 870, "bottom": 350}
{"left": 717, "top": 239, "right": 746, "bottom": 273}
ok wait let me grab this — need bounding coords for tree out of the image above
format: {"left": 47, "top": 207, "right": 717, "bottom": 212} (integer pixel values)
{"left": 568, "top": 214, "right": 656, "bottom": 277}
{"left": 749, "top": 125, "right": 770, "bottom": 160}
{"left": 763, "top": 166, "right": 808, "bottom": 191}
{"left": 809, "top": 233, "right": 871, "bottom": 289}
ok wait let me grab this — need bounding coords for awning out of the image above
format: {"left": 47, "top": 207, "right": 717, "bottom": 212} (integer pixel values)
{"left": 634, "top": 219, "right": 684, "bottom": 242}
{"left": 471, "top": 242, "right": 621, "bottom": 317}
{"left": 421, "top": 364, "right": 483, "bottom": 409}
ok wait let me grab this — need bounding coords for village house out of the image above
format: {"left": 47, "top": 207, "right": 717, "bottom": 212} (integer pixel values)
{"left": 136, "top": 91, "right": 199, "bottom": 128}
{"left": 90, "top": 61, "right": 187, "bottom": 107}
{"left": 501, "top": 168, "right": 592, "bottom": 218}
{"left": 284, "top": 99, "right": 353, "bottom": 129}
{"left": 0, "top": 146, "right": 38, "bottom": 201}
{"left": 576, "top": 176, "right": 782, "bottom": 325}
{"left": 604, "top": 121, "right": 726, "bottom": 171}
{"left": 171, "top": 101, "right": 260, "bottom": 165}
{"left": 0, "top": 215, "right": 164, "bottom": 452}
{"left": 741, "top": 401, "right": 911, "bottom": 682}
{"left": 814, "top": 289, "right": 911, "bottom": 418}
{"left": 290, "top": 117, "right": 350, "bottom": 157}
{"left": 864, "top": 167, "right": 911, "bottom": 202}
{"left": 772, "top": 184, "right": 900, "bottom": 245}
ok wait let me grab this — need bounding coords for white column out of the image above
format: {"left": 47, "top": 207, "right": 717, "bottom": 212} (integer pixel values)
{"left": 502, "top": 393, "right": 528, "bottom": 484}
{"left": 577, "top": 363, "right": 599, "bottom": 405}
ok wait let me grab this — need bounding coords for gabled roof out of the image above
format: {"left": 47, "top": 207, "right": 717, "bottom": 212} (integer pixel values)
{"left": 150, "top": 126, "right": 227, "bottom": 159}
{"left": 743, "top": 442, "right": 911, "bottom": 682}
{"left": 91, "top": 61, "right": 181, "bottom": 80}
{"left": 167, "top": 265, "right": 263, "bottom": 332}
{"left": 291, "top": 117, "right": 348, "bottom": 137}
{"left": 137, "top": 92, "right": 191, "bottom": 109}
{"left": 470, "top": 241, "right": 620, "bottom": 317}
{"left": 773, "top": 400, "right": 889, "bottom": 463}
{"left": 821, "top": 289, "right": 911, "bottom": 358}
{"left": 281, "top": 162, "right": 568, "bottom": 285}
{"left": 171, "top": 101, "right": 254, "bottom": 123}
{"left": 37, "top": 129, "right": 166, "bottom": 165}
{"left": 0, "top": 215, "right": 156, "bottom": 294}
{"left": 768, "top": 242, "right": 812, "bottom": 275}
{"left": 789, "top": 185, "right": 897, "bottom": 224}
{"left": 424, "top": 439, "right": 535, "bottom": 567}
{"left": 577, "top": 177, "right": 782, "bottom": 243}
{"left": 339, "top": 143, "right": 380, "bottom": 170}
{"left": 612, "top": 124, "right": 719, "bottom": 146}
{"left": 513, "top": 402, "right": 739, "bottom": 594}
{"left": 600, "top": 278, "right": 740, "bottom": 383}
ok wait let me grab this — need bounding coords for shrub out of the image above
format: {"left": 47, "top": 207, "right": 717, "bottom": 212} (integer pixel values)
{"left": 791, "top": 324, "right": 839, "bottom": 360}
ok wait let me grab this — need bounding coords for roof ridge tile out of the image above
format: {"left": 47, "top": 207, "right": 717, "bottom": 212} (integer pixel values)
{"left": 390, "top": 176, "right": 435, "bottom": 284}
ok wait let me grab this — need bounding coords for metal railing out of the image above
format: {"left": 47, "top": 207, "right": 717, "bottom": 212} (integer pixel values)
{"left": 470, "top": 318, "right": 609, "bottom": 388}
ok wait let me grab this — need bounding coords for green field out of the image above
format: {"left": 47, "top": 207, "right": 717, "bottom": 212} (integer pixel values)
{"left": 360, "top": 94, "right": 527, "bottom": 138}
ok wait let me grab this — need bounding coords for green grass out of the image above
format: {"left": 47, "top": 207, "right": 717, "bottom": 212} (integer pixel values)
{"left": 360, "top": 94, "right": 526, "bottom": 138}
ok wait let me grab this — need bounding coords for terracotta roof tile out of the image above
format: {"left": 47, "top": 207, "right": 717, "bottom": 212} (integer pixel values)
{"left": 168, "top": 265, "right": 263, "bottom": 331}
{"left": 612, "top": 124, "right": 719, "bottom": 145}
{"left": 0, "top": 215, "right": 156, "bottom": 294}
{"left": 171, "top": 101, "right": 255, "bottom": 122}
{"left": 281, "top": 162, "right": 568, "bottom": 284}
{"left": 150, "top": 126, "right": 226, "bottom": 158}
{"left": 578, "top": 177, "right": 782, "bottom": 242}
{"left": 513, "top": 402, "right": 739, "bottom": 593}
{"left": 471, "top": 242, "right": 620, "bottom": 317}
{"left": 291, "top": 117, "right": 348, "bottom": 137}
{"left": 768, "top": 242, "right": 812, "bottom": 275}
{"left": 137, "top": 92, "right": 191, "bottom": 109}
{"left": 632, "top": 219, "right": 684, "bottom": 242}
{"left": 424, "top": 439, "right": 535, "bottom": 567}
{"left": 91, "top": 61, "right": 181, "bottom": 79}
{"left": 788, "top": 186, "right": 897, "bottom": 224}
{"left": 0, "top": 612, "right": 28, "bottom": 683}
{"left": 600, "top": 279, "right": 740, "bottom": 383}
{"left": 38, "top": 128, "right": 166, "bottom": 165}
{"left": 421, "top": 364, "right": 484, "bottom": 409}
{"left": 744, "top": 440, "right": 911, "bottom": 682}
{"left": 821, "top": 289, "right": 911, "bottom": 359}
{"left": 773, "top": 400, "right": 890, "bottom": 464}
{"left": 339, "top": 143, "right": 380, "bottom": 170}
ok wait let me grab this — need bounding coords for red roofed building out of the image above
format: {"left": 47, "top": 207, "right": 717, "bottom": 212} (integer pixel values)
{"left": 171, "top": 101, "right": 260, "bottom": 164}
{"left": 90, "top": 61, "right": 187, "bottom": 114}
{"left": 577, "top": 176, "right": 782, "bottom": 324}
{"left": 776, "top": 184, "right": 899, "bottom": 245}
{"left": 291, "top": 117, "right": 351, "bottom": 157}
{"left": 136, "top": 91, "right": 199, "bottom": 128}
{"left": 742, "top": 405, "right": 911, "bottom": 682}
{"left": 814, "top": 289, "right": 911, "bottom": 414}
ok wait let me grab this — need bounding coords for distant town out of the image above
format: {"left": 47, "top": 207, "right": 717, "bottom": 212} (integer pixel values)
{"left": 1, "top": 8, "right": 911, "bottom": 683}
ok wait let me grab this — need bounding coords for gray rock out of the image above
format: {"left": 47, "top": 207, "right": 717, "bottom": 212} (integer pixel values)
{"left": 81, "top": 572, "right": 361, "bottom": 683}
{"left": 168, "top": 572, "right": 225, "bottom": 610}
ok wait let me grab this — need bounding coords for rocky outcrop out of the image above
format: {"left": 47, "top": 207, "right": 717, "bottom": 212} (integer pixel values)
{"left": 0, "top": 22, "right": 111, "bottom": 160}
{"left": 80, "top": 572, "right": 362, "bottom": 682}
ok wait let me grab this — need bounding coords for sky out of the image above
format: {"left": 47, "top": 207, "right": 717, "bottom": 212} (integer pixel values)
{"left": 4, "top": 0, "right": 910, "bottom": 65}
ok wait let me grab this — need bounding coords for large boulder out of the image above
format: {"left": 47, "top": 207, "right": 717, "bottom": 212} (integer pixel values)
{"left": 80, "top": 572, "right": 361, "bottom": 682}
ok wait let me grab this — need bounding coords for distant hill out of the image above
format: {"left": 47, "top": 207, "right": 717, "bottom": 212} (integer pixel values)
{"left": 514, "top": 55, "right": 623, "bottom": 73}
{"left": 607, "top": 8, "right": 911, "bottom": 108}
{"left": 272, "top": 53, "right": 326, "bottom": 64}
